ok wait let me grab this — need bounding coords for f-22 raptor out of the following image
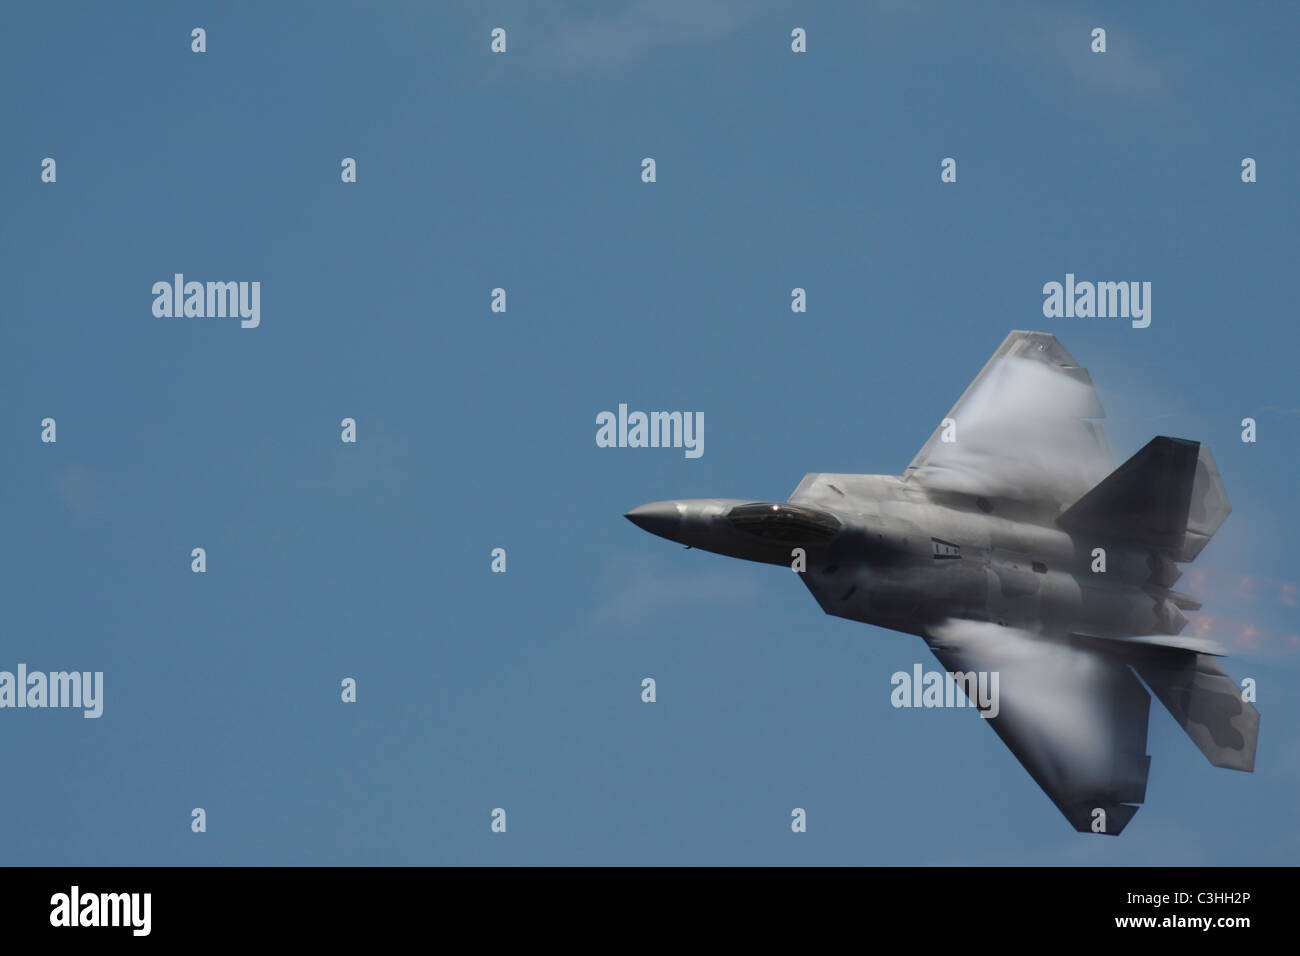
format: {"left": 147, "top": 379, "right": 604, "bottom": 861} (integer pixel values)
{"left": 626, "top": 331, "right": 1258, "bottom": 835}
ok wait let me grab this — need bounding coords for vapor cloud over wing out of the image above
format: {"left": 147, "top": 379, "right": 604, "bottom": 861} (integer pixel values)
{"left": 929, "top": 618, "right": 1118, "bottom": 776}
{"left": 912, "top": 356, "right": 1111, "bottom": 505}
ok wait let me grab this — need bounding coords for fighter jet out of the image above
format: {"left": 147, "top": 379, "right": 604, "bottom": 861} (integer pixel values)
{"left": 625, "top": 330, "right": 1258, "bottom": 835}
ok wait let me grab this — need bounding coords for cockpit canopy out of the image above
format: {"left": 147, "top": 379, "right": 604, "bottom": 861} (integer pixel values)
{"left": 726, "top": 502, "right": 842, "bottom": 542}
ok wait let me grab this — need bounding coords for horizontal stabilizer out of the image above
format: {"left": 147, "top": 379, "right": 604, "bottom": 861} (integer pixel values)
{"left": 1075, "top": 630, "right": 1226, "bottom": 657}
{"left": 1131, "top": 653, "right": 1258, "bottom": 771}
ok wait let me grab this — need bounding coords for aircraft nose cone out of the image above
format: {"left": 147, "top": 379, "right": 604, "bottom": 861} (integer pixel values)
{"left": 624, "top": 501, "right": 683, "bottom": 538}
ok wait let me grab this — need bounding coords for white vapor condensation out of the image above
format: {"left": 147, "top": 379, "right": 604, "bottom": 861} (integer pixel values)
{"left": 929, "top": 619, "right": 1112, "bottom": 781}
{"left": 914, "top": 356, "right": 1111, "bottom": 504}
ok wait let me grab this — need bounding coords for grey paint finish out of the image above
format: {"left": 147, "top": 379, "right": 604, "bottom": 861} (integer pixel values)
{"left": 625, "top": 331, "right": 1258, "bottom": 836}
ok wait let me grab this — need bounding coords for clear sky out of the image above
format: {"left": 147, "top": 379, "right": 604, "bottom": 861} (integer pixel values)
{"left": 1, "top": 1, "right": 1297, "bottom": 865}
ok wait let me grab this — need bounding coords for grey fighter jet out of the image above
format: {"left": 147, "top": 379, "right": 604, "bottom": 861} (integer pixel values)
{"left": 625, "top": 331, "right": 1258, "bottom": 835}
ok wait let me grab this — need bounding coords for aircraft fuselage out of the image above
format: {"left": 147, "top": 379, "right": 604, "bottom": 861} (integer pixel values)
{"left": 626, "top": 473, "right": 1181, "bottom": 643}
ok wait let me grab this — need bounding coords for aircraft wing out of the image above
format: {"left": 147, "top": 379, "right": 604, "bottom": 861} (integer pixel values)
{"left": 904, "top": 331, "right": 1112, "bottom": 506}
{"left": 924, "top": 619, "right": 1152, "bottom": 835}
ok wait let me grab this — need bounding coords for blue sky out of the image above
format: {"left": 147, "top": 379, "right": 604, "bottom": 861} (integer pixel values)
{"left": 1, "top": 1, "right": 1297, "bottom": 864}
